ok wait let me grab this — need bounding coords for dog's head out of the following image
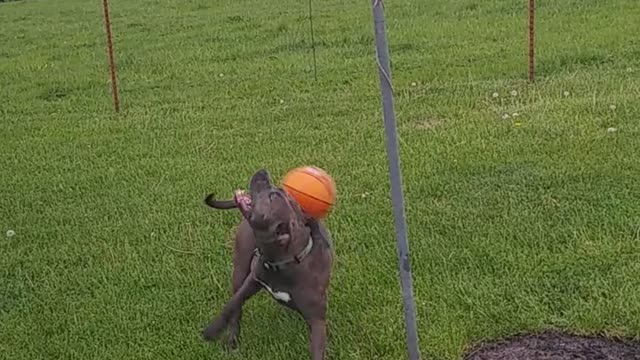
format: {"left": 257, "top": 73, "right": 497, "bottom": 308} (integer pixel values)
{"left": 236, "top": 169, "right": 309, "bottom": 254}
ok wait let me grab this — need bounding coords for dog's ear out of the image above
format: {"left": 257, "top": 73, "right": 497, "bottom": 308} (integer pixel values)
{"left": 275, "top": 221, "right": 291, "bottom": 247}
{"left": 249, "top": 169, "right": 272, "bottom": 195}
{"left": 305, "top": 216, "right": 332, "bottom": 249}
{"left": 305, "top": 216, "right": 320, "bottom": 234}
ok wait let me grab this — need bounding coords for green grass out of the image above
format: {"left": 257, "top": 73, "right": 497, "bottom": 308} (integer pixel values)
{"left": 1, "top": 0, "right": 640, "bottom": 359}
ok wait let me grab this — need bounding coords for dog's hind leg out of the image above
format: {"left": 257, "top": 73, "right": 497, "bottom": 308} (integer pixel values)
{"left": 225, "top": 253, "right": 254, "bottom": 348}
{"left": 300, "top": 295, "right": 329, "bottom": 360}
{"left": 225, "top": 221, "right": 256, "bottom": 349}
{"left": 202, "top": 274, "right": 260, "bottom": 342}
{"left": 308, "top": 317, "right": 328, "bottom": 360}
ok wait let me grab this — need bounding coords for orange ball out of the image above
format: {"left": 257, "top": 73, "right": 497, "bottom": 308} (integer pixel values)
{"left": 281, "top": 166, "right": 336, "bottom": 218}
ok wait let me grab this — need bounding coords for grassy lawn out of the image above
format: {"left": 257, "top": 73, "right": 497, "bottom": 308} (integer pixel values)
{"left": 1, "top": 0, "right": 639, "bottom": 359}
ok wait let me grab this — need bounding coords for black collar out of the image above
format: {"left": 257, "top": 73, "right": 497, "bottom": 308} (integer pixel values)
{"left": 255, "top": 236, "right": 314, "bottom": 271}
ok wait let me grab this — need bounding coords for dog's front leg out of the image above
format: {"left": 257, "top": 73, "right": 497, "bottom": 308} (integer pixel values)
{"left": 308, "top": 318, "right": 327, "bottom": 360}
{"left": 202, "top": 275, "right": 260, "bottom": 342}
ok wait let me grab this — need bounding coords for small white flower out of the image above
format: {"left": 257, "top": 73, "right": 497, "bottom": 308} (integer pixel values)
{"left": 563, "top": 91, "right": 570, "bottom": 97}
{"left": 501, "top": 113, "right": 510, "bottom": 119}
{"left": 512, "top": 112, "right": 520, "bottom": 117}
{"left": 219, "top": 73, "right": 224, "bottom": 77}
{"left": 279, "top": 99, "right": 285, "bottom": 104}
{"left": 6, "top": 230, "right": 15, "bottom": 238}
{"left": 492, "top": 92, "right": 499, "bottom": 98}
{"left": 510, "top": 90, "right": 518, "bottom": 97}
{"left": 609, "top": 105, "right": 616, "bottom": 110}
{"left": 607, "top": 127, "right": 617, "bottom": 133}
{"left": 411, "top": 82, "right": 417, "bottom": 87}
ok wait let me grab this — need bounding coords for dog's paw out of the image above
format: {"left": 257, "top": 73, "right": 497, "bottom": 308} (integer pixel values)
{"left": 202, "top": 327, "right": 221, "bottom": 342}
{"left": 223, "top": 333, "right": 240, "bottom": 350}
{"left": 202, "top": 330, "right": 217, "bottom": 342}
{"left": 202, "top": 318, "right": 227, "bottom": 342}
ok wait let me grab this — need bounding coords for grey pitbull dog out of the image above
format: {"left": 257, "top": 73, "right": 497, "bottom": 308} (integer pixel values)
{"left": 202, "top": 169, "right": 333, "bottom": 360}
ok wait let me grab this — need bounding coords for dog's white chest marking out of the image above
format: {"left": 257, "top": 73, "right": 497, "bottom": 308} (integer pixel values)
{"left": 255, "top": 278, "right": 291, "bottom": 303}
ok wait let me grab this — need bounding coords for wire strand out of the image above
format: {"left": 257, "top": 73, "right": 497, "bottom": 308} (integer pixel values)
{"left": 308, "top": 0, "right": 318, "bottom": 81}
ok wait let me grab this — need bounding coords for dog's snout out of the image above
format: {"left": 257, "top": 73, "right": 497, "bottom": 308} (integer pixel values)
{"left": 249, "top": 169, "right": 273, "bottom": 194}
{"left": 253, "top": 169, "right": 270, "bottom": 182}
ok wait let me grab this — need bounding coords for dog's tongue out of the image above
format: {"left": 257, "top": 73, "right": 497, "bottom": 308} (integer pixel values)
{"left": 234, "top": 190, "right": 252, "bottom": 212}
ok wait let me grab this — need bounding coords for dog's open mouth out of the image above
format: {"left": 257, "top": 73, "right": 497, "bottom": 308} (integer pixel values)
{"left": 234, "top": 190, "right": 252, "bottom": 215}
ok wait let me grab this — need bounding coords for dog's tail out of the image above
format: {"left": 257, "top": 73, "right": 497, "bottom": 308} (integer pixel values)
{"left": 204, "top": 194, "right": 237, "bottom": 210}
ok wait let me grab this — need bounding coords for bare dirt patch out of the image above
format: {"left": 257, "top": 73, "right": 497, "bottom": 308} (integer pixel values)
{"left": 411, "top": 117, "right": 444, "bottom": 131}
{"left": 464, "top": 330, "right": 640, "bottom": 360}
